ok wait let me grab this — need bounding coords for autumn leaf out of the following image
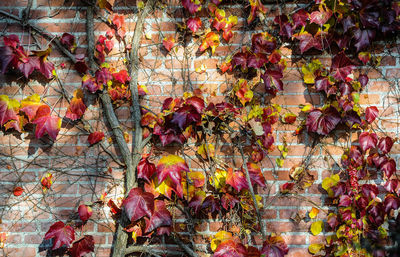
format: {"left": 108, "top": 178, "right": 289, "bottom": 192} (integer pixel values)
{"left": 156, "top": 155, "right": 189, "bottom": 198}
{"left": 261, "top": 234, "right": 289, "bottom": 257}
{"left": 187, "top": 17, "right": 202, "bottom": 33}
{"left": 41, "top": 172, "right": 53, "bottom": 192}
{"left": 309, "top": 207, "right": 319, "bottom": 219}
{"left": 309, "top": 243, "right": 324, "bottom": 254}
{"left": 122, "top": 187, "right": 154, "bottom": 222}
{"left": 69, "top": 235, "right": 94, "bottom": 257}
{"left": 66, "top": 89, "right": 86, "bottom": 121}
{"left": 199, "top": 32, "right": 220, "bottom": 54}
{"left": 182, "top": 0, "right": 202, "bottom": 14}
{"left": 20, "top": 94, "right": 44, "bottom": 122}
{"left": 145, "top": 200, "right": 172, "bottom": 233}
{"left": 301, "top": 59, "right": 322, "bottom": 84}
{"left": 78, "top": 205, "right": 92, "bottom": 223}
{"left": 305, "top": 107, "right": 341, "bottom": 135}
{"left": 0, "top": 95, "right": 19, "bottom": 126}
{"left": 247, "top": 0, "right": 268, "bottom": 24}
{"left": 60, "top": 33, "right": 76, "bottom": 52}
{"left": 282, "top": 113, "right": 297, "bottom": 124}
{"left": 187, "top": 171, "right": 205, "bottom": 187}
{"left": 214, "top": 239, "right": 247, "bottom": 257}
{"left": 211, "top": 231, "right": 233, "bottom": 251}
{"left": 137, "top": 156, "right": 156, "bottom": 183}
{"left": 226, "top": 168, "right": 248, "bottom": 192}
{"left": 13, "top": 186, "right": 24, "bottom": 196}
{"left": 197, "top": 143, "right": 215, "bottom": 159}
{"left": 330, "top": 52, "right": 355, "bottom": 81}
{"left": 44, "top": 221, "right": 75, "bottom": 250}
{"left": 365, "top": 106, "right": 379, "bottom": 124}
{"left": 88, "top": 131, "right": 105, "bottom": 145}
{"left": 32, "top": 105, "right": 61, "bottom": 140}
{"left": 163, "top": 36, "right": 175, "bottom": 52}
{"left": 310, "top": 220, "right": 323, "bottom": 235}
{"left": 358, "top": 132, "right": 378, "bottom": 152}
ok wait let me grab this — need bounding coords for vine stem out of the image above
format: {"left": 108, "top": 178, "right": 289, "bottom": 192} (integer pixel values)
{"left": 238, "top": 142, "right": 267, "bottom": 240}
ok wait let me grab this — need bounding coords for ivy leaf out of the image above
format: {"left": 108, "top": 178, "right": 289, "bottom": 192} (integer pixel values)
{"left": 232, "top": 50, "right": 251, "bottom": 70}
{"left": 261, "top": 69, "right": 283, "bottom": 94}
{"left": 384, "top": 194, "right": 400, "bottom": 214}
{"left": 88, "top": 131, "right": 105, "bottom": 145}
{"left": 251, "top": 32, "right": 277, "bottom": 54}
{"left": 261, "top": 234, "right": 289, "bottom": 257}
{"left": 381, "top": 159, "right": 396, "bottom": 178}
{"left": 163, "top": 36, "right": 175, "bottom": 52}
{"left": 309, "top": 7, "right": 332, "bottom": 25}
{"left": 211, "top": 231, "right": 233, "bottom": 252}
{"left": 309, "top": 244, "right": 324, "bottom": 255}
{"left": 292, "top": 9, "right": 308, "bottom": 29}
{"left": 66, "top": 89, "right": 87, "bottom": 121}
{"left": 365, "top": 106, "right": 379, "bottom": 124}
{"left": 137, "top": 156, "right": 156, "bottom": 183}
{"left": 182, "top": 0, "right": 202, "bottom": 14}
{"left": 235, "top": 79, "right": 253, "bottom": 106}
{"left": 293, "top": 31, "right": 321, "bottom": 54}
{"left": 78, "top": 205, "right": 92, "bottom": 223}
{"left": 247, "top": 0, "right": 268, "bottom": 24}
{"left": 353, "top": 29, "right": 375, "bottom": 52}
{"left": 247, "top": 53, "right": 268, "bottom": 69}
{"left": 214, "top": 239, "right": 246, "bottom": 257}
{"left": 156, "top": 155, "right": 189, "bottom": 198}
{"left": 226, "top": 168, "right": 248, "bottom": 192}
{"left": 309, "top": 207, "right": 319, "bottom": 219}
{"left": 122, "top": 187, "right": 154, "bottom": 222}
{"left": 305, "top": 107, "right": 341, "bottom": 135}
{"left": 187, "top": 17, "right": 202, "bottom": 33}
{"left": 358, "top": 52, "right": 371, "bottom": 65}
{"left": 13, "top": 186, "right": 24, "bottom": 196}
{"left": 331, "top": 52, "right": 355, "bottom": 81}
{"left": 112, "top": 70, "right": 131, "bottom": 84}
{"left": 32, "top": 105, "right": 61, "bottom": 140}
{"left": 310, "top": 220, "right": 323, "bottom": 235}
{"left": 20, "top": 94, "right": 45, "bottom": 122}
{"left": 0, "top": 95, "right": 20, "bottom": 126}
{"left": 145, "top": 200, "right": 172, "bottom": 233}
{"left": 378, "top": 136, "right": 394, "bottom": 154}
{"left": 246, "top": 162, "right": 265, "bottom": 187}
{"left": 41, "top": 172, "right": 53, "bottom": 192}
{"left": 82, "top": 75, "right": 100, "bottom": 93}
{"left": 60, "top": 33, "right": 76, "bottom": 52}
{"left": 199, "top": 32, "right": 220, "bottom": 54}
{"left": 301, "top": 59, "right": 322, "bottom": 84}
{"left": 197, "top": 143, "right": 215, "bottom": 159}
{"left": 33, "top": 47, "right": 55, "bottom": 79}
{"left": 69, "top": 235, "right": 95, "bottom": 257}
{"left": 44, "top": 221, "right": 75, "bottom": 250}
{"left": 359, "top": 132, "right": 378, "bottom": 152}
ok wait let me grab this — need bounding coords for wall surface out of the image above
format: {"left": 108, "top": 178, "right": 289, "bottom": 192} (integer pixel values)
{"left": 0, "top": 0, "right": 399, "bottom": 257}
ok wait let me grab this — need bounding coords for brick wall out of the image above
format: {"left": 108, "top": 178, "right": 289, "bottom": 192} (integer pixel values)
{"left": 0, "top": 0, "right": 399, "bottom": 257}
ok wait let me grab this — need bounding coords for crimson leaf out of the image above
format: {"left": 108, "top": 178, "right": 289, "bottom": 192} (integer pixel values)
{"left": 122, "top": 187, "right": 154, "bottom": 222}
{"left": 306, "top": 107, "right": 341, "bottom": 135}
{"left": 69, "top": 235, "right": 94, "bottom": 257}
{"left": 44, "top": 221, "right": 75, "bottom": 250}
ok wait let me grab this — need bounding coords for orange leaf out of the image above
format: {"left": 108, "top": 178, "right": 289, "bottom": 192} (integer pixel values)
{"left": 0, "top": 95, "right": 20, "bottom": 126}
{"left": 156, "top": 155, "right": 189, "bottom": 198}
{"left": 41, "top": 173, "right": 53, "bottom": 192}
{"left": 66, "top": 89, "right": 86, "bottom": 121}
{"left": 199, "top": 32, "right": 220, "bottom": 54}
{"left": 163, "top": 36, "right": 175, "bottom": 52}
{"left": 13, "top": 186, "right": 24, "bottom": 196}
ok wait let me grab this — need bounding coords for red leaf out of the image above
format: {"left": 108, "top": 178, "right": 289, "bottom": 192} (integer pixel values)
{"left": 112, "top": 14, "right": 125, "bottom": 30}
{"left": 107, "top": 199, "right": 122, "bottom": 215}
{"left": 378, "top": 136, "right": 394, "bottom": 154}
{"left": 292, "top": 9, "right": 308, "bottom": 29}
{"left": 306, "top": 107, "right": 341, "bottom": 135}
{"left": 82, "top": 75, "right": 100, "bottom": 93}
{"left": 309, "top": 7, "right": 332, "bottom": 25}
{"left": 261, "top": 69, "right": 283, "bottom": 94}
{"left": 214, "top": 239, "right": 247, "bottom": 257}
{"left": 199, "top": 32, "right": 220, "bottom": 54}
{"left": 44, "top": 221, "right": 75, "bottom": 250}
{"left": 251, "top": 32, "right": 277, "bottom": 54}
{"left": 381, "top": 159, "right": 396, "bottom": 178}
{"left": 122, "top": 187, "right": 154, "bottom": 222}
{"left": 359, "top": 132, "right": 378, "bottom": 152}
{"left": 246, "top": 162, "right": 265, "bottom": 187}
{"left": 293, "top": 31, "right": 322, "bottom": 54}
{"left": 248, "top": 53, "right": 268, "bottom": 69}
{"left": 226, "top": 168, "right": 248, "bottom": 192}
{"left": 112, "top": 70, "right": 131, "bottom": 84}
{"left": 365, "top": 106, "right": 379, "bottom": 124}
{"left": 182, "top": 0, "right": 202, "bottom": 14}
{"left": 330, "top": 52, "right": 355, "bottom": 81}
{"left": 69, "top": 235, "right": 94, "bottom": 257}
{"left": 187, "top": 17, "right": 202, "bottom": 33}
{"left": 137, "top": 156, "right": 156, "bottom": 183}
{"left": 13, "top": 186, "right": 24, "bottom": 196}
{"left": 261, "top": 235, "right": 289, "bottom": 257}
{"left": 163, "top": 36, "right": 175, "bottom": 52}
{"left": 41, "top": 172, "right": 53, "bottom": 192}
{"left": 32, "top": 105, "right": 61, "bottom": 140}
{"left": 145, "top": 200, "right": 172, "bottom": 233}
{"left": 66, "top": 89, "right": 86, "bottom": 121}
{"left": 78, "top": 205, "right": 92, "bottom": 223}
{"left": 60, "top": 33, "right": 76, "bottom": 52}
{"left": 87, "top": 131, "right": 104, "bottom": 145}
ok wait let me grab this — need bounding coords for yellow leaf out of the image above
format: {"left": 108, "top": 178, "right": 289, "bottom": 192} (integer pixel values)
{"left": 210, "top": 168, "right": 226, "bottom": 190}
{"left": 211, "top": 231, "right": 232, "bottom": 251}
{"left": 309, "top": 207, "right": 319, "bottom": 219}
{"left": 309, "top": 243, "right": 324, "bottom": 254}
{"left": 276, "top": 158, "right": 284, "bottom": 167}
{"left": 310, "top": 220, "right": 323, "bottom": 235}
{"left": 197, "top": 143, "right": 215, "bottom": 159}
{"left": 300, "top": 103, "right": 313, "bottom": 112}
{"left": 301, "top": 59, "right": 322, "bottom": 84}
